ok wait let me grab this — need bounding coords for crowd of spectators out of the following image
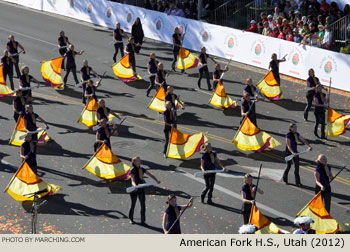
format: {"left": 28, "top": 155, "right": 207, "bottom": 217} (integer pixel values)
{"left": 244, "top": 0, "right": 350, "bottom": 50}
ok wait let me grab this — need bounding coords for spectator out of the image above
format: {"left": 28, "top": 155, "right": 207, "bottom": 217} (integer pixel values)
{"left": 267, "top": 14, "right": 275, "bottom": 29}
{"left": 297, "top": 20, "right": 304, "bottom": 33}
{"left": 278, "top": 26, "right": 286, "bottom": 39}
{"left": 301, "top": 23, "right": 310, "bottom": 36}
{"left": 320, "top": 0, "right": 330, "bottom": 14}
{"left": 282, "top": 18, "right": 290, "bottom": 30}
{"left": 286, "top": 28, "right": 294, "bottom": 41}
{"left": 278, "top": 0, "right": 286, "bottom": 12}
{"left": 272, "top": 26, "right": 279, "bottom": 37}
{"left": 184, "top": 8, "right": 193, "bottom": 19}
{"left": 271, "top": 0, "right": 280, "bottom": 8}
{"left": 309, "top": 23, "right": 317, "bottom": 33}
{"left": 157, "top": 0, "right": 165, "bottom": 12}
{"left": 317, "top": 14, "right": 324, "bottom": 26}
{"left": 261, "top": 12, "right": 268, "bottom": 23}
{"left": 273, "top": 7, "right": 283, "bottom": 21}
{"left": 171, "top": 4, "right": 185, "bottom": 17}
{"left": 322, "top": 26, "right": 333, "bottom": 49}
{"left": 294, "top": 10, "right": 302, "bottom": 22}
{"left": 344, "top": 4, "right": 350, "bottom": 16}
{"left": 276, "top": 16, "right": 283, "bottom": 28}
{"left": 318, "top": 25, "right": 325, "bottom": 44}
{"left": 284, "top": 1, "right": 293, "bottom": 14}
{"left": 262, "top": 21, "right": 270, "bottom": 35}
{"left": 257, "top": 22, "right": 264, "bottom": 34}
{"left": 288, "top": 11, "right": 296, "bottom": 24}
{"left": 245, "top": 20, "right": 258, "bottom": 33}
{"left": 293, "top": 28, "right": 302, "bottom": 42}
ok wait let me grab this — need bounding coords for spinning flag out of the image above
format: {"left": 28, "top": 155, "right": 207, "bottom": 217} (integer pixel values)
{"left": 257, "top": 71, "right": 282, "bottom": 101}
{"left": 326, "top": 108, "right": 350, "bottom": 137}
{"left": 4, "top": 161, "right": 61, "bottom": 201}
{"left": 176, "top": 48, "right": 199, "bottom": 70}
{"left": 249, "top": 204, "right": 290, "bottom": 234}
{"left": 232, "top": 117, "right": 281, "bottom": 152}
{"left": 166, "top": 127, "right": 207, "bottom": 159}
{"left": 0, "top": 65, "right": 15, "bottom": 97}
{"left": 77, "top": 98, "right": 115, "bottom": 128}
{"left": 83, "top": 144, "right": 131, "bottom": 180}
{"left": 209, "top": 81, "right": 237, "bottom": 109}
{"left": 297, "top": 192, "right": 350, "bottom": 233}
{"left": 9, "top": 116, "right": 50, "bottom": 146}
{"left": 41, "top": 56, "right": 64, "bottom": 90}
{"left": 112, "top": 54, "right": 142, "bottom": 83}
{"left": 148, "top": 86, "right": 183, "bottom": 112}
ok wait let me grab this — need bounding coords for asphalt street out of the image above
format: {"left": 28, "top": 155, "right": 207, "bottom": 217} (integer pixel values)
{"left": 0, "top": 1, "right": 349, "bottom": 234}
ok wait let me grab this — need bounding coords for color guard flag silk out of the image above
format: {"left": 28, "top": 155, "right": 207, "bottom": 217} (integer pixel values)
{"left": 41, "top": 57, "right": 64, "bottom": 90}
{"left": 249, "top": 205, "right": 290, "bottom": 234}
{"left": 112, "top": 54, "right": 142, "bottom": 83}
{"left": 77, "top": 98, "right": 115, "bottom": 128}
{"left": 297, "top": 192, "right": 350, "bottom": 233}
{"left": 232, "top": 117, "right": 281, "bottom": 152}
{"left": 148, "top": 86, "right": 183, "bottom": 112}
{"left": 9, "top": 116, "right": 50, "bottom": 146}
{"left": 176, "top": 48, "right": 199, "bottom": 70}
{"left": 326, "top": 108, "right": 350, "bottom": 137}
{"left": 0, "top": 65, "right": 14, "bottom": 97}
{"left": 257, "top": 71, "right": 282, "bottom": 101}
{"left": 83, "top": 144, "right": 131, "bottom": 180}
{"left": 209, "top": 81, "right": 237, "bottom": 109}
{"left": 166, "top": 127, "right": 208, "bottom": 159}
{"left": 4, "top": 162, "right": 61, "bottom": 201}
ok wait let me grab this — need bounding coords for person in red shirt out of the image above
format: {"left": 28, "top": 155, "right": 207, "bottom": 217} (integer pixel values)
{"left": 245, "top": 20, "right": 257, "bottom": 33}
{"left": 272, "top": 27, "right": 279, "bottom": 38}
{"left": 260, "top": 12, "right": 268, "bottom": 24}
{"left": 320, "top": 0, "right": 330, "bottom": 14}
{"left": 277, "top": 27, "right": 285, "bottom": 39}
{"left": 286, "top": 29, "right": 294, "bottom": 41}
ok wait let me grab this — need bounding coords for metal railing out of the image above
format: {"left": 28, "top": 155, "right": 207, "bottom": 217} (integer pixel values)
{"left": 213, "top": 0, "right": 270, "bottom": 28}
{"left": 328, "top": 15, "right": 350, "bottom": 46}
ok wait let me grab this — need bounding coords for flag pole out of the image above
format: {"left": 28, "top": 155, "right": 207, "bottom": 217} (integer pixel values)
{"left": 329, "top": 165, "right": 346, "bottom": 184}
{"left": 248, "top": 163, "right": 263, "bottom": 223}
{"left": 325, "top": 77, "right": 332, "bottom": 137}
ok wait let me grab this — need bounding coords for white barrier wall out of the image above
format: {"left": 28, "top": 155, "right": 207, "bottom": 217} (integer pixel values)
{"left": 2, "top": 0, "right": 350, "bottom": 92}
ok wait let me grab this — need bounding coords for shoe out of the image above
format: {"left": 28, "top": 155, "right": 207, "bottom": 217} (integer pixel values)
{"left": 282, "top": 177, "right": 288, "bottom": 185}
{"left": 163, "top": 154, "right": 167, "bottom": 158}
{"left": 303, "top": 118, "right": 308, "bottom": 122}
{"left": 296, "top": 183, "right": 302, "bottom": 187}
{"left": 197, "top": 83, "right": 201, "bottom": 89}
{"left": 200, "top": 196, "right": 205, "bottom": 203}
{"left": 208, "top": 88, "right": 212, "bottom": 91}
{"left": 129, "top": 219, "right": 135, "bottom": 224}
{"left": 314, "top": 132, "right": 320, "bottom": 138}
{"left": 320, "top": 135, "right": 327, "bottom": 139}
{"left": 146, "top": 93, "right": 149, "bottom": 97}
{"left": 172, "top": 68, "right": 176, "bottom": 72}
{"left": 141, "top": 221, "right": 148, "bottom": 226}
{"left": 207, "top": 199, "right": 214, "bottom": 205}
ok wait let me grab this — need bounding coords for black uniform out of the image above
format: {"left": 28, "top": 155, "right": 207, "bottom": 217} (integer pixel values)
{"left": 146, "top": 59, "right": 158, "bottom": 96}
{"left": 304, "top": 76, "right": 318, "bottom": 121}
{"left": 198, "top": 53, "right": 211, "bottom": 90}
{"left": 129, "top": 165, "right": 146, "bottom": 223}
{"left": 282, "top": 132, "right": 301, "bottom": 185}
{"left": 313, "top": 92, "right": 326, "bottom": 138}
{"left": 163, "top": 109, "right": 176, "bottom": 154}
{"left": 1, "top": 55, "right": 14, "bottom": 90}
{"left": 172, "top": 33, "right": 182, "bottom": 71}
{"left": 200, "top": 151, "right": 217, "bottom": 203}
{"left": 7, "top": 40, "right": 21, "bottom": 77}
{"left": 241, "top": 99, "right": 257, "bottom": 126}
{"left": 63, "top": 50, "right": 79, "bottom": 85}
{"left": 113, "top": 28, "right": 124, "bottom": 62}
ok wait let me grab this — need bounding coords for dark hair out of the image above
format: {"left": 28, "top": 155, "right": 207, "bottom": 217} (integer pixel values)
{"left": 166, "top": 194, "right": 176, "bottom": 204}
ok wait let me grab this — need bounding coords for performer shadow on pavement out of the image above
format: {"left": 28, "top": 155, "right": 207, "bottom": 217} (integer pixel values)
{"left": 36, "top": 140, "right": 90, "bottom": 159}
{"left": 116, "top": 125, "right": 163, "bottom": 142}
{"left": 273, "top": 98, "right": 310, "bottom": 112}
{"left": 33, "top": 96, "right": 67, "bottom": 106}
{"left": 97, "top": 89, "right": 135, "bottom": 98}
{"left": 56, "top": 84, "right": 85, "bottom": 99}
{"left": 48, "top": 122, "right": 94, "bottom": 134}
{"left": 178, "top": 112, "right": 234, "bottom": 129}
{"left": 21, "top": 194, "right": 127, "bottom": 220}
{"left": 184, "top": 101, "right": 213, "bottom": 111}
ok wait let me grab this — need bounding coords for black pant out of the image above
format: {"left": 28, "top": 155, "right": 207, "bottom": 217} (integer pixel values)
{"left": 201, "top": 174, "right": 215, "bottom": 201}
{"left": 164, "top": 126, "right": 171, "bottom": 154}
{"left": 82, "top": 83, "right": 87, "bottom": 104}
{"left": 63, "top": 66, "right": 79, "bottom": 85}
{"left": 198, "top": 67, "right": 211, "bottom": 90}
{"left": 172, "top": 51, "right": 178, "bottom": 70}
{"left": 283, "top": 155, "right": 300, "bottom": 184}
{"left": 304, "top": 93, "right": 314, "bottom": 120}
{"left": 113, "top": 43, "right": 124, "bottom": 62}
{"left": 129, "top": 57, "right": 136, "bottom": 72}
{"left": 314, "top": 109, "right": 325, "bottom": 137}
{"left": 14, "top": 112, "right": 21, "bottom": 122}
{"left": 12, "top": 56, "right": 20, "bottom": 77}
{"left": 146, "top": 76, "right": 156, "bottom": 96}
{"left": 129, "top": 189, "right": 146, "bottom": 222}
{"left": 242, "top": 204, "right": 252, "bottom": 224}
{"left": 3, "top": 71, "right": 14, "bottom": 90}
{"left": 315, "top": 186, "right": 331, "bottom": 213}
{"left": 59, "top": 48, "right": 67, "bottom": 69}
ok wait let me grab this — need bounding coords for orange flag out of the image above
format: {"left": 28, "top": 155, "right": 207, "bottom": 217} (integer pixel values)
{"left": 41, "top": 56, "right": 64, "bottom": 89}
{"left": 0, "top": 65, "right": 15, "bottom": 97}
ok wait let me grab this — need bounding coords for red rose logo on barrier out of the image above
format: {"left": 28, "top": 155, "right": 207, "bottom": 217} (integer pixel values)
{"left": 255, "top": 44, "right": 262, "bottom": 55}
{"left": 324, "top": 61, "right": 332, "bottom": 73}
{"left": 156, "top": 20, "right": 162, "bottom": 30}
{"left": 106, "top": 8, "right": 112, "bottom": 18}
{"left": 127, "top": 13, "right": 132, "bottom": 23}
{"left": 87, "top": 4, "right": 93, "bottom": 13}
{"left": 227, "top": 37, "right": 234, "bottom": 48}
{"left": 52, "top": 0, "right": 56, "bottom": 4}
{"left": 70, "top": 0, "right": 74, "bottom": 8}
{"left": 292, "top": 53, "right": 300, "bottom": 65}
{"left": 202, "top": 32, "right": 209, "bottom": 42}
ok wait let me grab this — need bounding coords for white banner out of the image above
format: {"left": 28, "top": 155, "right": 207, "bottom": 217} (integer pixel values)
{"left": 2, "top": 0, "right": 350, "bottom": 92}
